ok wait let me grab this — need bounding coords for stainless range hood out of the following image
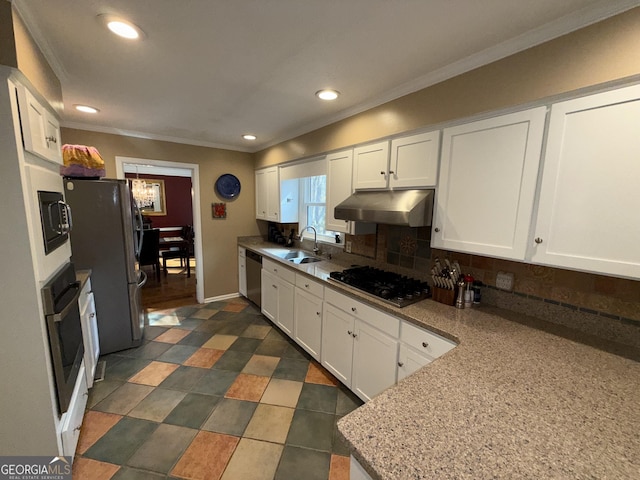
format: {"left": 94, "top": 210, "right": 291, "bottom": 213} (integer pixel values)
{"left": 334, "top": 189, "right": 434, "bottom": 227}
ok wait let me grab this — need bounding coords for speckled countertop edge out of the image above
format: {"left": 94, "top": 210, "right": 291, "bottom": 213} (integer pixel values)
{"left": 238, "top": 240, "right": 640, "bottom": 479}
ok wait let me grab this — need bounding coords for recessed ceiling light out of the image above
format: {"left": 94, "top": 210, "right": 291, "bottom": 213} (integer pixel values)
{"left": 98, "top": 14, "right": 144, "bottom": 39}
{"left": 74, "top": 104, "right": 100, "bottom": 114}
{"left": 316, "top": 89, "right": 340, "bottom": 101}
{"left": 243, "top": 134, "right": 257, "bottom": 141}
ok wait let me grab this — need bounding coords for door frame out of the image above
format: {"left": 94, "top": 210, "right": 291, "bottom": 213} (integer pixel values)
{"left": 115, "top": 156, "right": 204, "bottom": 303}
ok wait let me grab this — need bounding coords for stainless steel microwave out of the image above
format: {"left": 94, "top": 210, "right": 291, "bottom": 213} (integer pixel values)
{"left": 38, "top": 190, "right": 72, "bottom": 254}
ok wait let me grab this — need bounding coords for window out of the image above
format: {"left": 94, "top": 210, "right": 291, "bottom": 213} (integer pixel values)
{"left": 299, "top": 175, "right": 337, "bottom": 243}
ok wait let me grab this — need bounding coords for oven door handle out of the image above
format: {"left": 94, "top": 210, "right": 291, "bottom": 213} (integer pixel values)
{"left": 52, "top": 283, "right": 82, "bottom": 323}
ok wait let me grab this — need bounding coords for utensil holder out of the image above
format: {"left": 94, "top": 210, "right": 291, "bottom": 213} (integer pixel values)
{"left": 432, "top": 286, "right": 456, "bottom": 306}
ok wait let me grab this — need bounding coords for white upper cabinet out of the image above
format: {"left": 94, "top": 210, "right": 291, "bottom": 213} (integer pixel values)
{"left": 326, "top": 149, "right": 376, "bottom": 235}
{"left": 389, "top": 131, "right": 439, "bottom": 189}
{"left": 432, "top": 107, "right": 547, "bottom": 260}
{"left": 353, "top": 140, "right": 390, "bottom": 189}
{"left": 255, "top": 166, "right": 298, "bottom": 222}
{"left": 353, "top": 132, "right": 439, "bottom": 191}
{"left": 16, "top": 85, "right": 62, "bottom": 165}
{"left": 531, "top": 85, "right": 640, "bottom": 279}
{"left": 326, "top": 149, "right": 353, "bottom": 233}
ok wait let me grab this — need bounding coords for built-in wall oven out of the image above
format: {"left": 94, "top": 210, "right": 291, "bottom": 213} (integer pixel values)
{"left": 41, "top": 262, "right": 84, "bottom": 414}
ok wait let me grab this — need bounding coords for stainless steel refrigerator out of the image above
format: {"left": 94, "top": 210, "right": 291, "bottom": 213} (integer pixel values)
{"left": 64, "top": 178, "right": 146, "bottom": 354}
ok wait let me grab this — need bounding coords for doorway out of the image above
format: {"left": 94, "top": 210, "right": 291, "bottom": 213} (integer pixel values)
{"left": 115, "top": 156, "right": 204, "bottom": 306}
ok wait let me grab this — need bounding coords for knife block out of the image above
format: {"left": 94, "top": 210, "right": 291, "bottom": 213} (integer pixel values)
{"left": 432, "top": 286, "right": 456, "bottom": 306}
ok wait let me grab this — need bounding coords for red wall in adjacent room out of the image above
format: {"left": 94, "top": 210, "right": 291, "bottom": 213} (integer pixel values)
{"left": 125, "top": 173, "right": 193, "bottom": 228}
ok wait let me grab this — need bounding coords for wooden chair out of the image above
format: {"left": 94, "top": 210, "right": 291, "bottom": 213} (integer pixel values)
{"left": 161, "top": 225, "right": 193, "bottom": 277}
{"left": 139, "top": 228, "right": 161, "bottom": 281}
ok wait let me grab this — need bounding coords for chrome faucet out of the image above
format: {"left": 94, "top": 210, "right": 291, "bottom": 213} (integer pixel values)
{"left": 299, "top": 225, "right": 319, "bottom": 254}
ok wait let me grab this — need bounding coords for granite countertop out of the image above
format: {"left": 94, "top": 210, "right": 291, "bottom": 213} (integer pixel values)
{"left": 238, "top": 239, "right": 640, "bottom": 479}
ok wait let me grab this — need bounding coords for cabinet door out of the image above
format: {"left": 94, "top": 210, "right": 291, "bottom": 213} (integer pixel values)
{"left": 16, "top": 85, "right": 52, "bottom": 163}
{"left": 397, "top": 343, "right": 432, "bottom": 381}
{"left": 326, "top": 149, "right": 354, "bottom": 233}
{"left": 60, "top": 362, "right": 88, "bottom": 458}
{"left": 265, "top": 167, "right": 280, "bottom": 221}
{"left": 294, "top": 288, "right": 323, "bottom": 361}
{"left": 44, "top": 113, "right": 62, "bottom": 164}
{"left": 255, "top": 170, "right": 268, "bottom": 219}
{"left": 80, "top": 286, "right": 99, "bottom": 388}
{"left": 531, "top": 85, "right": 640, "bottom": 279}
{"left": 321, "top": 303, "right": 354, "bottom": 386}
{"left": 389, "top": 131, "right": 440, "bottom": 189}
{"left": 261, "top": 269, "right": 278, "bottom": 322}
{"left": 432, "top": 107, "right": 546, "bottom": 260}
{"left": 276, "top": 279, "right": 295, "bottom": 338}
{"left": 353, "top": 141, "right": 390, "bottom": 190}
{"left": 352, "top": 320, "right": 397, "bottom": 402}
{"left": 238, "top": 251, "right": 247, "bottom": 297}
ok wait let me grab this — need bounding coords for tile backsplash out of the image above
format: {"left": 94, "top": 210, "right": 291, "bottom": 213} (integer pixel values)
{"left": 346, "top": 224, "right": 640, "bottom": 336}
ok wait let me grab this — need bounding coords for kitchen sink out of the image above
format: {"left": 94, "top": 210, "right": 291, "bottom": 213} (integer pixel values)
{"left": 288, "top": 256, "right": 321, "bottom": 264}
{"left": 263, "top": 248, "right": 322, "bottom": 264}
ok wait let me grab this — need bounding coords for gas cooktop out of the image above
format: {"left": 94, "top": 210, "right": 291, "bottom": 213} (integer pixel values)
{"left": 329, "top": 266, "right": 430, "bottom": 308}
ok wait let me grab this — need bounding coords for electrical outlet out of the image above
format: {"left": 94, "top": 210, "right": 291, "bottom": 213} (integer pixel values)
{"left": 345, "top": 240, "right": 352, "bottom": 253}
{"left": 496, "top": 271, "right": 514, "bottom": 291}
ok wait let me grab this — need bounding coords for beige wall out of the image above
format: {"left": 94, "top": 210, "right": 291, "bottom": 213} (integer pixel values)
{"left": 10, "top": 5, "right": 63, "bottom": 113}
{"left": 255, "top": 7, "right": 640, "bottom": 167}
{"left": 61, "top": 128, "right": 260, "bottom": 300}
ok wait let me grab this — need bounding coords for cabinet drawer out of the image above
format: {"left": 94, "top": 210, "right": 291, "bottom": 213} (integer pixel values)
{"left": 295, "top": 273, "right": 324, "bottom": 298}
{"left": 325, "top": 288, "right": 399, "bottom": 338}
{"left": 400, "top": 320, "right": 456, "bottom": 359}
{"left": 263, "top": 258, "right": 296, "bottom": 284}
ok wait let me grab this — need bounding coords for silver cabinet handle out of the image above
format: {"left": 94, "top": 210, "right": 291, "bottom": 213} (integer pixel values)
{"left": 380, "top": 171, "right": 385, "bottom": 175}
{"left": 351, "top": 307, "right": 357, "bottom": 312}
{"left": 352, "top": 332, "right": 357, "bottom": 338}
{"left": 422, "top": 342, "right": 428, "bottom": 348}
{"left": 434, "top": 227, "right": 440, "bottom": 233}
{"left": 89, "top": 313, "right": 95, "bottom": 318}
{"left": 305, "top": 284, "right": 310, "bottom": 288}
{"left": 398, "top": 361, "right": 404, "bottom": 367}
{"left": 535, "top": 237, "right": 543, "bottom": 244}
{"left": 389, "top": 170, "right": 395, "bottom": 175}
{"left": 316, "top": 312, "right": 321, "bottom": 316}
{"left": 272, "top": 284, "right": 277, "bottom": 288}
{"left": 347, "top": 330, "right": 353, "bottom": 335}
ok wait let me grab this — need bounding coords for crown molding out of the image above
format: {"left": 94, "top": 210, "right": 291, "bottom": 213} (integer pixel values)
{"left": 61, "top": 121, "right": 254, "bottom": 153}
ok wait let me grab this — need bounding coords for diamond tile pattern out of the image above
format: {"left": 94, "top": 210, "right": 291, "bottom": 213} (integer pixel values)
{"left": 73, "top": 299, "right": 363, "bottom": 480}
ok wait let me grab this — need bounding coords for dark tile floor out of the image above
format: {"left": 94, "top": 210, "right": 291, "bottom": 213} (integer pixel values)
{"left": 72, "top": 298, "right": 362, "bottom": 480}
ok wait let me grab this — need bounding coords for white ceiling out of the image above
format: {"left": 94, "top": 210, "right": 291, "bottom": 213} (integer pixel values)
{"left": 14, "top": 0, "right": 638, "bottom": 152}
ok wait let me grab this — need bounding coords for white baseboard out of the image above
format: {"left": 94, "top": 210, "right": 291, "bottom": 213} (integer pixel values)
{"left": 203, "top": 292, "right": 242, "bottom": 303}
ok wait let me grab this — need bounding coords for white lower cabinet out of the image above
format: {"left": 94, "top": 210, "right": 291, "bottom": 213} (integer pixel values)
{"left": 351, "top": 319, "right": 398, "bottom": 402}
{"left": 261, "top": 259, "right": 296, "bottom": 337}
{"left": 60, "top": 361, "right": 88, "bottom": 457}
{"left": 322, "top": 288, "right": 399, "bottom": 402}
{"left": 397, "top": 343, "right": 431, "bottom": 381}
{"left": 397, "top": 320, "right": 456, "bottom": 381}
{"left": 294, "top": 287, "right": 323, "bottom": 360}
{"left": 79, "top": 277, "right": 100, "bottom": 388}
{"left": 238, "top": 247, "right": 247, "bottom": 297}
{"left": 322, "top": 303, "right": 355, "bottom": 385}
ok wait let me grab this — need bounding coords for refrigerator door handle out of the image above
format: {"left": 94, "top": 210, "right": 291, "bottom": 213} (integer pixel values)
{"left": 133, "top": 198, "right": 144, "bottom": 260}
{"left": 137, "top": 270, "right": 147, "bottom": 288}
